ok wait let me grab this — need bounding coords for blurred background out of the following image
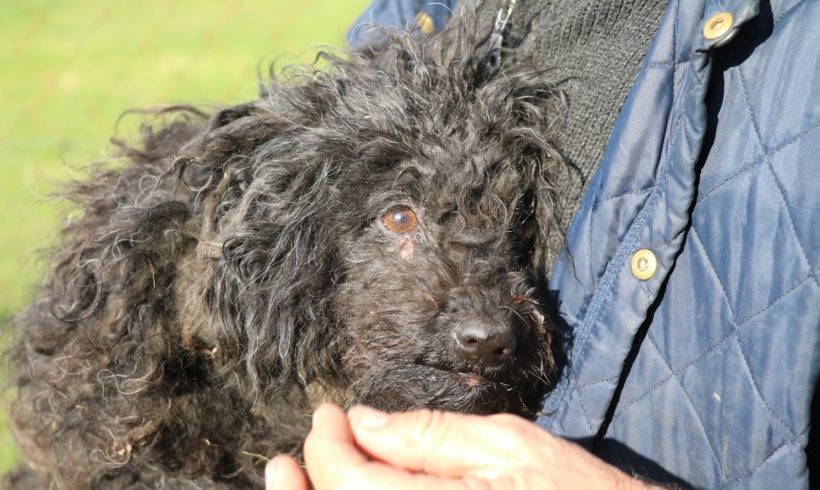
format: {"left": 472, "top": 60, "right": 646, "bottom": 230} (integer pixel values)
{"left": 0, "top": 0, "right": 369, "bottom": 474}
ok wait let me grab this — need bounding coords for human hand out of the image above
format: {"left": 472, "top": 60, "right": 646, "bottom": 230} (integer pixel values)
{"left": 265, "top": 403, "right": 657, "bottom": 489}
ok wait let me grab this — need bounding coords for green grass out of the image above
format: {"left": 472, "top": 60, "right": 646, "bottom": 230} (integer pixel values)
{"left": 0, "top": 0, "right": 369, "bottom": 474}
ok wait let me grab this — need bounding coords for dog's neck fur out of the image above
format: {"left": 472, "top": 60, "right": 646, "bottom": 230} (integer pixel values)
{"left": 305, "top": 379, "right": 351, "bottom": 408}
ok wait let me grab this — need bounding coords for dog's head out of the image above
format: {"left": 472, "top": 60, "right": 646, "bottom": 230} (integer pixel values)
{"left": 334, "top": 140, "right": 561, "bottom": 415}
{"left": 182, "top": 22, "right": 565, "bottom": 416}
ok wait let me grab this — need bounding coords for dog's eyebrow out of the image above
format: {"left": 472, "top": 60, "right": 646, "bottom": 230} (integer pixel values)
{"left": 394, "top": 163, "right": 436, "bottom": 183}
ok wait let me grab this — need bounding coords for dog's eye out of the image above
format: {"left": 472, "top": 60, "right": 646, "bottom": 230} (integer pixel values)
{"left": 382, "top": 205, "right": 418, "bottom": 233}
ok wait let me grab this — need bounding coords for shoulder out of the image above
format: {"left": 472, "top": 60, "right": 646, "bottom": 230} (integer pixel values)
{"left": 346, "top": 0, "right": 460, "bottom": 50}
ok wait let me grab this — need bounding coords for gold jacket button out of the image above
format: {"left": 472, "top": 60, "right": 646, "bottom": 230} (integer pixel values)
{"left": 415, "top": 12, "right": 435, "bottom": 34}
{"left": 703, "top": 12, "right": 735, "bottom": 44}
{"left": 631, "top": 249, "right": 658, "bottom": 280}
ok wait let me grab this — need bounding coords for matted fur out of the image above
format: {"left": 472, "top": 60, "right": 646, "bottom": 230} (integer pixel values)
{"left": 7, "top": 13, "right": 565, "bottom": 489}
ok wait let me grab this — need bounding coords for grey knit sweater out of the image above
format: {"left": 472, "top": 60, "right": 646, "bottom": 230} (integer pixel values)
{"left": 481, "top": 0, "right": 669, "bottom": 229}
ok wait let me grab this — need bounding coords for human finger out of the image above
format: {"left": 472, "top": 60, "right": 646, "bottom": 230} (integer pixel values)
{"left": 265, "top": 454, "right": 310, "bottom": 490}
{"left": 304, "top": 403, "right": 480, "bottom": 490}
{"left": 346, "top": 405, "right": 537, "bottom": 478}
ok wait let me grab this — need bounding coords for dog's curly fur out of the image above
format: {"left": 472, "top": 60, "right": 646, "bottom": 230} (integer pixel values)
{"left": 7, "top": 14, "right": 566, "bottom": 489}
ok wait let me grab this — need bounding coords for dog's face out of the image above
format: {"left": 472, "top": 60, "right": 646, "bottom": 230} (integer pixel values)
{"left": 332, "top": 145, "right": 555, "bottom": 414}
{"left": 203, "top": 31, "right": 564, "bottom": 417}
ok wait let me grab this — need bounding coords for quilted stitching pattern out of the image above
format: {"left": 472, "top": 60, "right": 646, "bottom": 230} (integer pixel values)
{"left": 544, "top": 0, "right": 819, "bottom": 486}
{"left": 596, "top": 0, "right": 820, "bottom": 485}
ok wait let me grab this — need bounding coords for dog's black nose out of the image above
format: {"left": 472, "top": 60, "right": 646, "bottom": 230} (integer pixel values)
{"left": 453, "top": 320, "right": 517, "bottom": 367}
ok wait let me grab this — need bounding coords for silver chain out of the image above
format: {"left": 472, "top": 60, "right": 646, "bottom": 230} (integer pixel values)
{"left": 494, "top": 0, "right": 517, "bottom": 33}
{"left": 488, "top": 0, "right": 517, "bottom": 70}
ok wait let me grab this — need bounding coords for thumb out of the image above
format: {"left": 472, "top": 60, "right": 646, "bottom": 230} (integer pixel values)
{"left": 347, "top": 405, "right": 527, "bottom": 478}
{"left": 265, "top": 455, "right": 309, "bottom": 490}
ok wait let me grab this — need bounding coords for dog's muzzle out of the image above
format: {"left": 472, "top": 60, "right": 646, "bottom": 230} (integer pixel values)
{"left": 452, "top": 318, "right": 517, "bottom": 368}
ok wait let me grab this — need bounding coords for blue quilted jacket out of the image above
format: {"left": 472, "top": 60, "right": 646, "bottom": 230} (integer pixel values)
{"left": 349, "top": 0, "right": 820, "bottom": 487}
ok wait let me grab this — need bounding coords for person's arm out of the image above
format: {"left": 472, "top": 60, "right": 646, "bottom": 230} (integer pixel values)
{"left": 266, "top": 403, "right": 661, "bottom": 490}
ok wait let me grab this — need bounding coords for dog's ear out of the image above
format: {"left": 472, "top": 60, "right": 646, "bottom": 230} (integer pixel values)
{"left": 517, "top": 84, "right": 566, "bottom": 272}
{"left": 185, "top": 104, "right": 347, "bottom": 400}
{"left": 474, "top": 66, "right": 566, "bottom": 272}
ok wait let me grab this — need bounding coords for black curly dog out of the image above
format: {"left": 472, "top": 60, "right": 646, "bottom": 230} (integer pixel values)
{"left": 7, "top": 14, "right": 566, "bottom": 489}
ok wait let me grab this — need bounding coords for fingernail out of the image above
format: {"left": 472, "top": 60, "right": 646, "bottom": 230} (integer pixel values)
{"left": 264, "top": 457, "right": 280, "bottom": 490}
{"left": 349, "top": 405, "right": 389, "bottom": 429}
